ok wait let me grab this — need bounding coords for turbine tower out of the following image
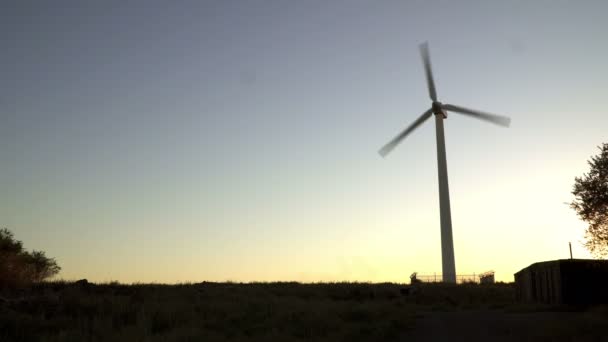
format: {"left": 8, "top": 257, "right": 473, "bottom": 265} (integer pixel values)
{"left": 379, "top": 42, "right": 511, "bottom": 283}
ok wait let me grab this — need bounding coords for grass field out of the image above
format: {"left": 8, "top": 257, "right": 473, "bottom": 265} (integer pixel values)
{"left": 0, "top": 281, "right": 606, "bottom": 341}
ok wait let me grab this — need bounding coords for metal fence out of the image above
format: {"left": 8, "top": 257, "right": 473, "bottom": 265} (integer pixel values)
{"left": 412, "top": 271, "right": 495, "bottom": 284}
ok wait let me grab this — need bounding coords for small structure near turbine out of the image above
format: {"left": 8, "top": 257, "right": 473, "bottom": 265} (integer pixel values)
{"left": 515, "top": 259, "right": 608, "bottom": 305}
{"left": 410, "top": 272, "right": 494, "bottom": 284}
{"left": 410, "top": 272, "right": 421, "bottom": 284}
{"left": 479, "top": 271, "right": 495, "bottom": 284}
{"left": 379, "top": 42, "right": 511, "bottom": 283}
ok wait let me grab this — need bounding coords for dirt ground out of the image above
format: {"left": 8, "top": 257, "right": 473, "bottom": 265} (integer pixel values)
{"left": 402, "top": 310, "right": 608, "bottom": 342}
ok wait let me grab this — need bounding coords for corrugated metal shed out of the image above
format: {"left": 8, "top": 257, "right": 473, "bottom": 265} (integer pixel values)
{"left": 514, "top": 259, "right": 608, "bottom": 305}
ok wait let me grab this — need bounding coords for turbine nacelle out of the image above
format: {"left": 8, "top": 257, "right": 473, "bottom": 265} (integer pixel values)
{"left": 432, "top": 101, "right": 446, "bottom": 118}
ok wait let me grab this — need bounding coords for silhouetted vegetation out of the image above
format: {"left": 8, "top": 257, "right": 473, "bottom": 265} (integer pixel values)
{"left": 571, "top": 143, "right": 608, "bottom": 257}
{"left": 0, "top": 228, "right": 60, "bottom": 288}
{"left": 0, "top": 281, "right": 606, "bottom": 341}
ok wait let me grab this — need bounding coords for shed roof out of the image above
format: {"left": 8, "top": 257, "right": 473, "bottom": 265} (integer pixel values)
{"left": 514, "top": 259, "right": 608, "bottom": 276}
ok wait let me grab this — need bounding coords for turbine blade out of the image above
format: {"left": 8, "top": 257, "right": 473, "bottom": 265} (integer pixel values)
{"left": 379, "top": 108, "right": 433, "bottom": 157}
{"left": 420, "top": 42, "right": 438, "bottom": 102}
{"left": 442, "top": 104, "right": 511, "bottom": 127}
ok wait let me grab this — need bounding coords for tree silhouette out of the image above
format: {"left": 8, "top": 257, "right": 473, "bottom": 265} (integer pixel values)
{"left": 571, "top": 143, "right": 608, "bottom": 258}
{"left": 0, "top": 228, "right": 61, "bottom": 286}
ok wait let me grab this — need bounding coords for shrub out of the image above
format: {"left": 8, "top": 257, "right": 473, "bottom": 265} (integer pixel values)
{"left": 0, "top": 228, "right": 60, "bottom": 287}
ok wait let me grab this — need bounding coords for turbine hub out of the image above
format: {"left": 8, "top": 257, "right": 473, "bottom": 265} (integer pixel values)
{"left": 432, "top": 101, "right": 447, "bottom": 118}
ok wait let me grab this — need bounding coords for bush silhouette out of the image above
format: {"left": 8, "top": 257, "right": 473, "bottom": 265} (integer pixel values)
{"left": 0, "top": 228, "right": 60, "bottom": 287}
{"left": 571, "top": 143, "right": 608, "bottom": 257}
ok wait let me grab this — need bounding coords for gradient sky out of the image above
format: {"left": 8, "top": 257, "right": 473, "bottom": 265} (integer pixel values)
{"left": 2, "top": 1, "right": 607, "bottom": 283}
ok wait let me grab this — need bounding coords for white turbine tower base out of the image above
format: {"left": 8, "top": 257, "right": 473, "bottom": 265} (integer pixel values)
{"left": 434, "top": 112, "right": 456, "bottom": 283}
{"left": 378, "top": 42, "right": 510, "bottom": 284}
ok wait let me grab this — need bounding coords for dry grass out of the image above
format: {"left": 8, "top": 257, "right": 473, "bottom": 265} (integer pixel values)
{"left": 0, "top": 281, "right": 605, "bottom": 341}
{"left": 1, "top": 281, "right": 416, "bottom": 341}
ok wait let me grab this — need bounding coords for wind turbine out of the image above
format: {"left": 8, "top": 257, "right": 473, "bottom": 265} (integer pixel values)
{"left": 379, "top": 42, "right": 510, "bottom": 283}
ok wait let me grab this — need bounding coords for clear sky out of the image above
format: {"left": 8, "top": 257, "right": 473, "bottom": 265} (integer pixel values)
{"left": 1, "top": 1, "right": 607, "bottom": 283}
